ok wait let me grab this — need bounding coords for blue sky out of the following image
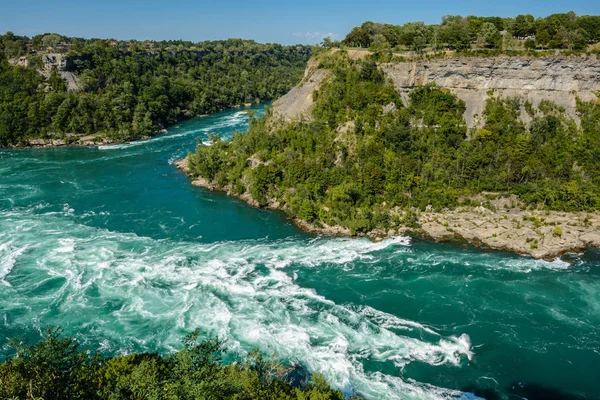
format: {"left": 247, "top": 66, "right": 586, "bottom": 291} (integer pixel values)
{"left": 1, "top": 0, "right": 598, "bottom": 44}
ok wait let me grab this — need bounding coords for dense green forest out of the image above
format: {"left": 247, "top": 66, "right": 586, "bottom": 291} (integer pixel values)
{"left": 0, "top": 32, "right": 311, "bottom": 146}
{"left": 339, "top": 11, "right": 600, "bottom": 52}
{"left": 187, "top": 51, "right": 600, "bottom": 234}
{"left": 0, "top": 327, "right": 347, "bottom": 400}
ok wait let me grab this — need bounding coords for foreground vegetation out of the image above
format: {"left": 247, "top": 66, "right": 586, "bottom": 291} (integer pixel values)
{"left": 0, "top": 327, "right": 346, "bottom": 400}
{"left": 186, "top": 52, "right": 600, "bottom": 235}
{"left": 339, "top": 11, "right": 600, "bottom": 53}
{"left": 0, "top": 32, "right": 311, "bottom": 146}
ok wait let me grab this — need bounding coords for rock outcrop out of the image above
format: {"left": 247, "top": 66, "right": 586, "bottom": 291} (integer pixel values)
{"left": 273, "top": 54, "right": 600, "bottom": 128}
{"left": 40, "top": 53, "right": 82, "bottom": 91}
{"left": 17, "top": 129, "right": 168, "bottom": 148}
{"left": 8, "top": 56, "right": 29, "bottom": 67}
{"left": 418, "top": 197, "right": 600, "bottom": 259}
{"left": 8, "top": 53, "right": 82, "bottom": 91}
{"left": 272, "top": 59, "right": 329, "bottom": 121}
{"left": 381, "top": 55, "right": 600, "bottom": 127}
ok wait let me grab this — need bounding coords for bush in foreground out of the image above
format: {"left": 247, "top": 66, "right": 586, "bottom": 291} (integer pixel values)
{"left": 0, "top": 327, "right": 348, "bottom": 400}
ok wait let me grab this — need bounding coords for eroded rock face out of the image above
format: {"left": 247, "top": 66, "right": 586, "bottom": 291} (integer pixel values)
{"left": 40, "top": 53, "right": 82, "bottom": 91}
{"left": 274, "top": 54, "right": 600, "bottom": 128}
{"left": 272, "top": 67, "right": 329, "bottom": 121}
{"left": 380, "top": 56, "right": 600, "bottom": 127}
{"left": 42, "top": 53, "right": 70, "bottom": 71}
{"left": 8, "top": 56, "right": 29, "bottom": 67}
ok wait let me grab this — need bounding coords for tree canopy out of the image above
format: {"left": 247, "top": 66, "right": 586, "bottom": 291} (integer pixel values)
{"left": 0, "top": 33, "right": 311, "bottom": 146}
{"left": 341, "top": 12, "right": 600, "bottom": 52}
{"left": 187, "top": 52, "right": 600, "bottom": 235}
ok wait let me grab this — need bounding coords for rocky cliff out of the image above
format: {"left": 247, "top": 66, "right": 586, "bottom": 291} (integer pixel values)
{"left": 40, "top": 53, "right": 82, "bottom": 91}
{"left": 9, "top": 53, "right": 82, "bottom": 91}
{"left": 272, "top": 58, "right": 328, "bottom": 122}
{"left": 266, "top": 53, "right": 600, "bottom": 258}
{"left": 274, "top": 54, "right": 600, "bottom": 128}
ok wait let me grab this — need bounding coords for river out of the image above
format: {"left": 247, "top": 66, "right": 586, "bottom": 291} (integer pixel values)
{"left": 1, "top": 106, "right": 599, "bottom": 399}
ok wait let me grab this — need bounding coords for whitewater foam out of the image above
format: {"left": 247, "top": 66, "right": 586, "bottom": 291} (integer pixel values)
{"left": 98, "top": 143, "right": 138, "bottom": 150}
{"left": 0, "top": 209, "right": 474, "bottom": 399}
{"left": 0, "top": 241, "right": 28, "bottom": 286}
{"left": 2, "top": 105, "right": 598, "bottom": 400}
{"left": 97, "top": 109, "right": 258, "bottom": 151}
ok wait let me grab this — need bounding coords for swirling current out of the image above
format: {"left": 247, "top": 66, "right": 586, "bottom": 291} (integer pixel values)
{"left": 1, "top": 105, "right": 599, "bottom": 399}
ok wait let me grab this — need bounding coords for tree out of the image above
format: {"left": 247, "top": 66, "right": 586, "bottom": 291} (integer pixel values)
{"left": 440, "top": 15, "right": 472, "bottom": 50}
{"left": 559, "top": 27, "right": 584, "bottom": 50}
{"left": 42, "top": 33, "right": 62, "bottom": 50}
{"left": 321, "top": 36, "right": 333, "bottom": 49}
{"left": 382, "top": 24, "right": 402, "bottom": 47}
{"left": 578, "top": 15, "right": 600, "bottom": 42}
{"left": 429, "top": 25, "right": 441, "bottom": 52}
{"left": 48, "top": 69, "right": 67, "bottom": 92}
{"left": 1, "top": 31, "right": 27, "bottom": 57}
{"left": 536, "top": 30, "right": 551, "bottom": 49}
{"left": 485, "top": 16, "right": 505, "bottom": 32}
{"left": 343, "top": 27, "right": 371, "bottom": 47}
{"left": 370, "top": 34, "right": 390, "bottom": 50}
{"left": 413, "top": 33, "right": 427, "bottom": 54}
{"left": 513, "top": 14, "right": 535, "bottom": 37}
{"left": 478, "top": 22, "right": 501, "bottom": 48}
{"left": 132, "top": 104, "right": 154, "bottom": 137}
{"left": 524, "top": 38, "right": 537, "bottom": 50}
{"left": 401, "top": 22, "right": 428, "bottom": 53}
{"left": 0, "top": 328, "right": 345, "bottom": 400}
{"left": 502, "top": 31, "right": 517, "bottom": 51}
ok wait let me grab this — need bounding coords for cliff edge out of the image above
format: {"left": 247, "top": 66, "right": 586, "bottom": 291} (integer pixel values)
{"left": 183, "top": 52, "right": 600, "bottom": 260}
{"left": 274, "top": 53, "right": 600, "bottom": 128}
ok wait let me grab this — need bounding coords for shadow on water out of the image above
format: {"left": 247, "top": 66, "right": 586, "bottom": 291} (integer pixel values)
{"left": 461, "top": 385, "right": 502, "bottom": 400}
{"left": 508, "top": 382, "right": 587, "bottom": 400}
{"left": 463, "top": 382, "right": 587, "bottom": 400}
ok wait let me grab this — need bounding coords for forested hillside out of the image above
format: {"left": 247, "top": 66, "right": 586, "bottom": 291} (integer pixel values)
{"left": 340, "top": 11, "right": 600, "bottom": 52}
{"left": 0, "top": 33, "right": 311, "bottom": 146}
{"left": 186, "top": 51, "right": 600, "bottom": 235}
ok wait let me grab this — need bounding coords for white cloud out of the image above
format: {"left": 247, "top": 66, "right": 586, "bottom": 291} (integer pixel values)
{"left": 291, "top": 31, "right": 338, "bottom": 39}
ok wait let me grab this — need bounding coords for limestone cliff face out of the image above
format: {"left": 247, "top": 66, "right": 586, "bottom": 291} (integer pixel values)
{"left": 272, "top": 59, "right": 329, "bottom": 121}
{"left": 40, "top": 53, "right": 82, "bottom": 91}
{"left": 381, "top": 56, "right": 600, "bottom": 127}
{"left": 274, "top": 55, "right": 600, "bottom": 128}
{"left": 9, "top": 53, "right": 82, "bottom": 92}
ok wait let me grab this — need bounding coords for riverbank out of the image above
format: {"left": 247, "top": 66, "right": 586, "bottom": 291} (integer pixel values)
{"left": 175, "top": 157, "right": 600, "bottom": 260}
{"left": 6, "top": 129, "right": 169, "bottom": 149}
{"left": 6, "top": 106, "right": 255, "bottom": 149}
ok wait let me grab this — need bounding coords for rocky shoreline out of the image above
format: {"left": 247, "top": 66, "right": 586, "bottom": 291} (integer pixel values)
{"left": 6, "top": 129, "right": 170, "bottom": 149}
{"left": 175, "top": 157, "right": 600, "bottom": 260}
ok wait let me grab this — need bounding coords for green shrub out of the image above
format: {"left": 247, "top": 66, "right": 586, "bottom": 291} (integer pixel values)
{"left": 0, "top": 328, "right": 348, "bottom": 400}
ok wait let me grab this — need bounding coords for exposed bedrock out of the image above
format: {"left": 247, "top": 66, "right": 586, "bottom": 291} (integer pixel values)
{"left": 275, "top": 55, "right": 600, "bottom": 128}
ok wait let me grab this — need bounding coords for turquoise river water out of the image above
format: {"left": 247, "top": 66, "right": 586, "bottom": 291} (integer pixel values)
{"left": 1, "top": 106, "right": 599, "bottom": 399}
